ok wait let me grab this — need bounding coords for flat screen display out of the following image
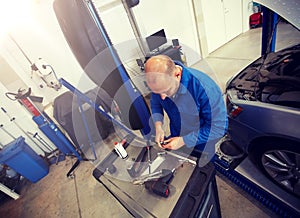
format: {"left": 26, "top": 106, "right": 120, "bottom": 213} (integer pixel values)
{"left": 146, "top": 29, "right": 167, "bottom": 51}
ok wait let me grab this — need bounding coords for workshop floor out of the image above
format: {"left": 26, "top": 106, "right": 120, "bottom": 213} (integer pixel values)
{"left": 0, "top": 22, "right": 299, "bottom": 218}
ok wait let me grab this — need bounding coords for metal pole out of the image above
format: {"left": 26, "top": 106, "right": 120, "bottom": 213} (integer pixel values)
{"left": 0, "top": 124, "right": 16, "bottom": 140}
{"left": 27, "top": 131, "right": 54, "bottom": 152}
{"left": 121, "top": 0, "right": 146, "bottom": 56}
{"left": 59, "top": 78, "right": 135, "bottom": 136}
{"left": 77, "top": 98, "right": 97, "bottom": 160}
{"left": 85, "top": 1, "right": 154, "bottom": 138}
{"left": 8, "top": 33, "right": 33, "bottom": 65}
{"left": 1, "top": 107, "right": 46, "bottom": 155}
{"left": 261, "top": 6, "right": 278, "bottom": 55}
{"left": 0, "top": 183, "right": 20, "bottom": 200}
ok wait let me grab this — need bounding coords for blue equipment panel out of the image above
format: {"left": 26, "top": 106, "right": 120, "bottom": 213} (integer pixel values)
{"left": 0, "top": 137, "right": 49, "bottom": 183}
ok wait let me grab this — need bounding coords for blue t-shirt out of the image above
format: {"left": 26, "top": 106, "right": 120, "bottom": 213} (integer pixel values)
{"left": 150, "top": 62, "right": 228, "bottom": 148}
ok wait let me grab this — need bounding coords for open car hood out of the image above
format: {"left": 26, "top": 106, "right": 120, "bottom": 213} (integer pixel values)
{"left": 255, "top": 0, "right": 300, "bottom": 30}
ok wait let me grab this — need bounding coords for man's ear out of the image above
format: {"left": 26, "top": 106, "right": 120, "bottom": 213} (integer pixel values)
{"left": 175, "top": 65, "right": 182, "bottom": 78}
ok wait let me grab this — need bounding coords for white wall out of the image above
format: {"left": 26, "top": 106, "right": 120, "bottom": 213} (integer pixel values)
{"left": 224, "top": 0, "right": 243, "bottom": 41}
{"left": 242, "top": 0, "right": 255, "bottom": 33}
{"left": 0, "top": 0, "right": 95, "bottom": 105}
{"left": 200, "top": 0, "right": 227, "bottom": 54}
{"left": 97, "top": 1, "right": 144, "bottom": 68}
{"left": 193, "top": 0, "right": 252, "bottom": 57}
{"left": 132, "top": 0, "right": 201, "bottom": 66}
{"left": 96, "top": 0, "right": 202, "bottom": 66}
{"left": 0, "top": 0, "right": 95, "bottom": 153}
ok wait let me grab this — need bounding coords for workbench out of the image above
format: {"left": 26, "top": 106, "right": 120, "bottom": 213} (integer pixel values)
{"left": 93, "top": 135, "right": 221, "bottom": 218}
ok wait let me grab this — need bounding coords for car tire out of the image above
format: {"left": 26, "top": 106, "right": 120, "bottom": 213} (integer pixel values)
{"left": 251, "top": 139, "right": 300, "bottom": 198}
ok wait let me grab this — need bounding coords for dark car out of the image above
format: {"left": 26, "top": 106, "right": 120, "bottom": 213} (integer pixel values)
{"left": 225, "top": 34, "right": 300, "bottom": 198}
{"left": 225, "top": 2, "right": 300, "bottom": 197}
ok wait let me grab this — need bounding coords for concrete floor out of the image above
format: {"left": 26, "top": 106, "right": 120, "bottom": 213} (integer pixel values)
{"left": 0, "top": 22, "right": 299, "bottom": 217}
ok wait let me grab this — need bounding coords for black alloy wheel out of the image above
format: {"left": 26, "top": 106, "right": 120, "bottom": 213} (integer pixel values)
{"left": 252, "top": 140, "right": 300, "bottom": 198}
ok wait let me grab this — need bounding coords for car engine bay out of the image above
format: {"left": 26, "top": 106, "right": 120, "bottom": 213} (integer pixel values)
{"left": 227, "top": 44, "right": 300, "bottom": 108}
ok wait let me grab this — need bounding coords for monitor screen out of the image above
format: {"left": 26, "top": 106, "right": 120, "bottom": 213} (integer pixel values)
{"left": 146, "top": 29, "right": 167, "bottom": 51}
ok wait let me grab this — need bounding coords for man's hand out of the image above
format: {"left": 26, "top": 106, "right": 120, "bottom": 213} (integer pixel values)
{"left": 161, "top": 137, "right": 185, "bottom": 150}
{"left": 155, "top": 122, "right": 165, "bottom": 148}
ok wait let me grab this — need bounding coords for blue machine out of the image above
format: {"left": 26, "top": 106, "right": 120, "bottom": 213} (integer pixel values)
{"left": 32, "top": 114, "right": 82, "bottom": 177}
{"left": 33, "top": 114, "right": 81, "bottom": 157}
{"left": 0, "top": 137, "right": 49, "bottom": 183}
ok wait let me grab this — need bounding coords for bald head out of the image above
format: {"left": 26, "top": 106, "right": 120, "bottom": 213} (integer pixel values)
{"left": 145, "top": 55, "right": 176, "bottom": 76}
{"left": 144, "top": 55, "right": 182, "bottom": 98}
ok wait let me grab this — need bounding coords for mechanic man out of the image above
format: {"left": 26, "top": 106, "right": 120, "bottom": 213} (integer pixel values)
{"left": 145, "top": 55, "right": 228, "bottom": 162}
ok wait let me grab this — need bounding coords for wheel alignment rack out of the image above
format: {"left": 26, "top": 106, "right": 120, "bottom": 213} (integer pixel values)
{"left": 213, "top": 156, "right": 300, "bottom": 218}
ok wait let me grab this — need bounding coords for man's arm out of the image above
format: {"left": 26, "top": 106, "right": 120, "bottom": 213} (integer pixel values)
{"left": 182, "top": 93, "right": 212, "bottom": 147}
{"left": 183, "top": 84, "right": 227, "bottom": 148}
{"left": 150, "top": 94, "right": 166, "bottom": 145}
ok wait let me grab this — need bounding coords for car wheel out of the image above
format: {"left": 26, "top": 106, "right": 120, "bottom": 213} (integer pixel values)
{"left": 252, "top": 140, "right": 300, "bottom": 198}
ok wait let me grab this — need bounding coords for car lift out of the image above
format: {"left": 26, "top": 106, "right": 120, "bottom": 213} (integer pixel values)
{"left": 214, "top": 139, "right": 300, "bottom": 217}
{"left": 52, "top": 0, "right": 300, "bottom": 217}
